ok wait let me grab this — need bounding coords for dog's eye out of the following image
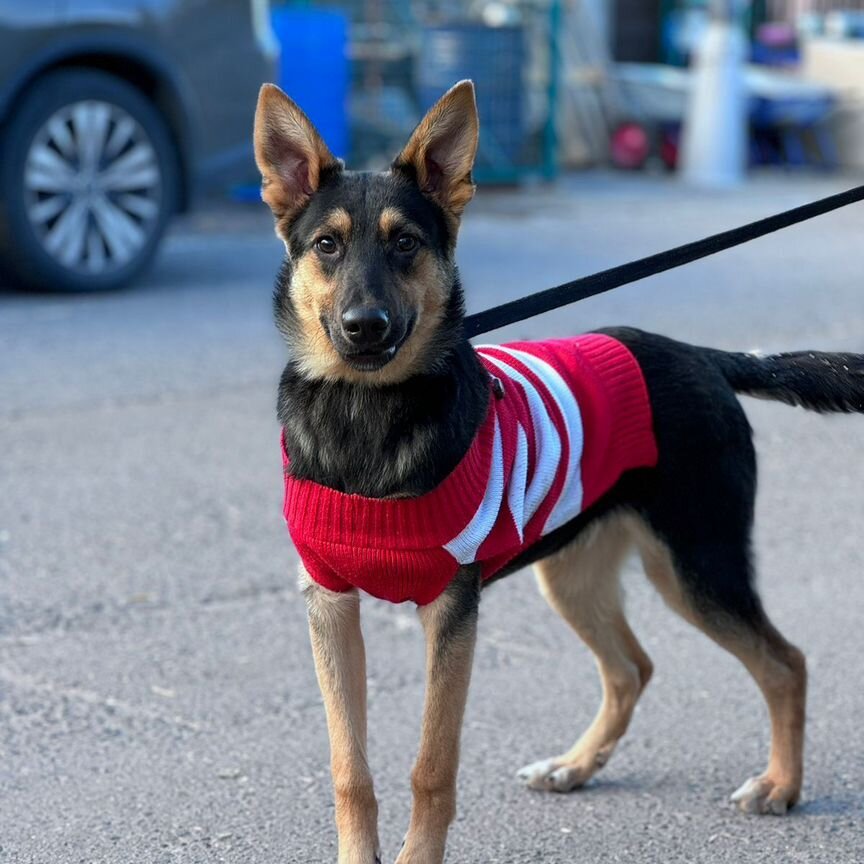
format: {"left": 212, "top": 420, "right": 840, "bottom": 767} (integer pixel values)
{"left": 316, "top": 236, "right": 338, "bottom": 254}
{"left": 396, "top": 234, "right": 418, "bottom": 253}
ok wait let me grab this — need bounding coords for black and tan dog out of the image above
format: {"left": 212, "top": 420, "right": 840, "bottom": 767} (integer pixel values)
{"left": 253, "top": 81, "right": 864, "bottom": 863}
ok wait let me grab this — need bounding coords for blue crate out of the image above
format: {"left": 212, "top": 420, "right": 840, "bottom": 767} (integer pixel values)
{"left": 418, "top": 24, "right": 526, "bottom": 180}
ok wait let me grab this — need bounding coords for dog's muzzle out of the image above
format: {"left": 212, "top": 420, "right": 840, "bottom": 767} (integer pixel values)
{"left": 326, "top": 308, "right": 415, "bottom": 372}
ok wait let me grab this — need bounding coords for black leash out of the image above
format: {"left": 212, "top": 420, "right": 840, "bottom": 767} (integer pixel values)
{"left": 463, "top": 183, "right": 864, "bottom": 339}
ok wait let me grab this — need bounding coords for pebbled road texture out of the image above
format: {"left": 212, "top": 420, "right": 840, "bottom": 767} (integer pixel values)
{"left": 1, "top": 174, "right": 862, "bottom": 863}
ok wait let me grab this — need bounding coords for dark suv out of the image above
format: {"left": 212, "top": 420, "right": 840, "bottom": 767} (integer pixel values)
{"left": 0, "top": 0, "right": 276, "bottom": 291}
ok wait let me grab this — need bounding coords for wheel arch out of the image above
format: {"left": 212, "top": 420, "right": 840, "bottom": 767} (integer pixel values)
{"left": 0, "top": 35, "right": 198, "bottom": 213}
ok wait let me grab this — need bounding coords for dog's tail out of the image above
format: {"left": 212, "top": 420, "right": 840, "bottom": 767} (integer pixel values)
{"left": 706, "top": 347, "right": 864, "bottom": 413}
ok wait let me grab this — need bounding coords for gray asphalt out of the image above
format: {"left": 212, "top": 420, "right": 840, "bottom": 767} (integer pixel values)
{"left": 1, "top": 173, "right": 863, "bottom": 863}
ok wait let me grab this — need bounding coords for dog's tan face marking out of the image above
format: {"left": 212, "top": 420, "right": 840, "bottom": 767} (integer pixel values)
{"left": 290, "top": 230, "right": 453, "bottom": 385}
{"left": 378, "top": 206, "right": 411, "bottom": 238}
{"left": 321, "top": 206, "right": 352, "bottom": 239}
{"left": 390, "top": 244, "right": 451, "bottom": 370}
{"left": 283, "top": 195, "right": 456, "bottom": 385}
{"left": 288, "top": 250, "right": 340, "bottom": 378}
{"left": 281, "top": 208, "right": 352, "bottom": 381}
{"left": 258, "top": 81, "right": 479, "bottom": 386}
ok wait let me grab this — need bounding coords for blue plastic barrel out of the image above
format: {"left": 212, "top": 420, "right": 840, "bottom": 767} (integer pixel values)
{"left": 271, "top": 7, "right": 349, "bottom": 159}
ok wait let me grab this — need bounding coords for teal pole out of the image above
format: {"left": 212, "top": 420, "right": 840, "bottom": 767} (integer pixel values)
{"left": 542, "top": 0, "right": 562, "bottom": 180}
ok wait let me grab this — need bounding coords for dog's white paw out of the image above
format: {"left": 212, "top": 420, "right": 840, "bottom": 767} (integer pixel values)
{"left": 517, "top": 758, "right": 558, "bottom": 789}
{"left": 516, "top": 757, "right": 592, "bottom": 793}
{"left": 730, "top": 774, "right": 799, "bottom": 816}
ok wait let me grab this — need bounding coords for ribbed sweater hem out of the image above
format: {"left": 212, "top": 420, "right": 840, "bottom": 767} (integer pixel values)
{"left": 283, "top": 391, "right": 496, "bottom": 549}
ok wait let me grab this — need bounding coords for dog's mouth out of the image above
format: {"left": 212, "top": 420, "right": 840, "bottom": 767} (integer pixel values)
{"left": 342, "top": 343, "right": 400, "bottom": 372}
{"left": 328, "top": 315, "right": 416, "bottom": 373}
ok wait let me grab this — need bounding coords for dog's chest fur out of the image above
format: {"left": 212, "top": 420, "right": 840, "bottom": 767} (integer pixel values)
{"left": 278, "top": 341, "right": 490, "bottom": 497}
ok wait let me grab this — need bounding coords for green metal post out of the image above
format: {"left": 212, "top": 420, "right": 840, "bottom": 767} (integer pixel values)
{"left": 542, "top": 0, "right": 562, "bottom": 181}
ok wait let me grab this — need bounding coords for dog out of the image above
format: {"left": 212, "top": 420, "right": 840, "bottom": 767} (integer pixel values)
{"left": 253, "top": 80, "right": 864, "bottom": 864}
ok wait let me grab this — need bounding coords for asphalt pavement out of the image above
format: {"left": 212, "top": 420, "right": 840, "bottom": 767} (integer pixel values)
{"left": 1, "top": 172, "right": 863, "bottom": 863}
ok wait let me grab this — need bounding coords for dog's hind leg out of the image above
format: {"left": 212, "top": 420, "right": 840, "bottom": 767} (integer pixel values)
{"left": 303, "top": 570, "right": 381, "bottom": 864}
{"left": 396, "top": 566, "right": 481, "bottom": 864}
{"left": 635, "top": 521, "right": 807, "bottom": 815}
{"left": 518, "top": 512, "right": 653, "bottom": 793}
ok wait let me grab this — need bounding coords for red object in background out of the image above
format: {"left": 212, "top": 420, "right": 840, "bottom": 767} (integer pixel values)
{"left": 610, "top": 122, "right": 651, "bottom": 170}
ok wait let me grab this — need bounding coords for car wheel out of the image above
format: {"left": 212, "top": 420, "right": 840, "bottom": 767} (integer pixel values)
{"left": 0, "top": 69, "right": 179, "bottom": 291}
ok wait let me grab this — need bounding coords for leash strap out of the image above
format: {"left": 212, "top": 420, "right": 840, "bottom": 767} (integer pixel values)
{"left": 463, "top": 183, "right": 864, "bottom": 339}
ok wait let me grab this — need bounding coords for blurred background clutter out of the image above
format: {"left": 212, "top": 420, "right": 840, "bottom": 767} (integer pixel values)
{"left": 267, "top": 0, "right": 864, "bottom": 179}
{"left": 1, "top": 1, "right": 864, "bottom": 290}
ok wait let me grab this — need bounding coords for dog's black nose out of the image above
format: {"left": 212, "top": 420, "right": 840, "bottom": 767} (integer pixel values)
{"left": 340, "top": 306, "right": 391, "bottom": 348}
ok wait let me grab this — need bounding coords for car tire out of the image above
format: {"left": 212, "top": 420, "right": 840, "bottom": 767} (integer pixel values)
{"left": 0, "top": 68, "right": 179, "bottom": 291}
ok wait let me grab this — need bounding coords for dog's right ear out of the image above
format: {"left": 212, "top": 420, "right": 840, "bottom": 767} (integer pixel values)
{"left": 254, "top": 84, "right": 340, "bottom": 225}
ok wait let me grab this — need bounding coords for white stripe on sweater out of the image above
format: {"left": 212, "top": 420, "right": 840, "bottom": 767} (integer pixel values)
{"left": 443, "top": 415, "right": 505, "bottom": 564}
{"left": 491, "top": 347, "right": 585, "bottom": 534}
{"left": 479, "top": 351, "right": 560, "bottom": 528}
{"left": 443, "top": 349, "right": 586, "bottom": 566}
{"left": 507, "top": 423, "right": 529, "bottom": 542}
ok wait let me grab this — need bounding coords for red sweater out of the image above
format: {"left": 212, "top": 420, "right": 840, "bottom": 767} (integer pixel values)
{"left": 282, "top": 334, "right": 658, "bottom": 605}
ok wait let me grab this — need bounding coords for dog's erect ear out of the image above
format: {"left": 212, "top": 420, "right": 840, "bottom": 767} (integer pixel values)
{"left": 393, "top": 80, "right": 479, "bottom": 220}
{"left": 254, "top": 84, "right": 340, "bottom": 223}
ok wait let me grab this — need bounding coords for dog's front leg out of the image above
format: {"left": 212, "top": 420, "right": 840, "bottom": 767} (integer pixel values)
{"left": 303, "top": 570, "right": 381, "bottom": 864}
{"left": 396, "top": 567, "right": 481, "bottom": 864}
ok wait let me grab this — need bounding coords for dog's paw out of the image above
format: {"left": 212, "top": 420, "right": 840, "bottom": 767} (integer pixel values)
{"left": 730, "top": 774, "right": 799, "bottom": 816}
{"left": 516, "top": 757, "right": 593, "bottom": 793}
{"left": 394, "top": 836, "right": 445, "bottom": 864}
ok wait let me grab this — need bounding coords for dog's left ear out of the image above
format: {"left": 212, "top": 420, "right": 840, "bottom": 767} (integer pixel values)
{"left": 393, "top": 80, "right": 479, "bottom": 221}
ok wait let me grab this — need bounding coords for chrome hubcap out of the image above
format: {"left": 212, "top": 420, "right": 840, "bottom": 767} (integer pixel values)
{"left": 24, "top": 100, "right": 162, "bottom": 275}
